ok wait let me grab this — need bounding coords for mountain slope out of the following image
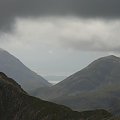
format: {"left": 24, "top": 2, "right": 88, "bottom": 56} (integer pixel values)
{"left": 0, "top": 72, "right": 112, "bottom": 120}
{"left": 33, "top": 55, "right": 120, "bottom": 114}
{"left": 0, "top": 49, "right": 51, "bottom": 91}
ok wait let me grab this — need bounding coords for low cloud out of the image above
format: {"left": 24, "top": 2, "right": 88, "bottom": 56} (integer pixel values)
{"left": 1, "top": 17, "right": 120, "bottom": 53}
{"left": 58, "top": 19, "right": 120, "bottom": 53}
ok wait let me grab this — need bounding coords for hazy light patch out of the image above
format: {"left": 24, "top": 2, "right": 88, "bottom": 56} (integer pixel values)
{"left": 49, "top": 80, "right": 59, "bottom": 85}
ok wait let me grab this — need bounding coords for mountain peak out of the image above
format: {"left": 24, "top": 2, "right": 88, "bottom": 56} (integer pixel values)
{"left": 104, "top": 55, "right": 119, "bottom": 60}
{"left": 89, "top": 55, "right": 120, "bottom": 67}
{"left": 0, "top": 72, "right": 7, "bottom": 78}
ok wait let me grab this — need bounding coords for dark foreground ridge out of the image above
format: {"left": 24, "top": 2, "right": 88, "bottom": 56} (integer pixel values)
{"left": 0, "top": 72, "right": 112, "bottom": 120}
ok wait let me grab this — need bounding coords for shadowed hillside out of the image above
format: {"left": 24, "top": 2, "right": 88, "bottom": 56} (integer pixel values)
{"left": 0, "top": 72, "right": 113, "bottom": 120}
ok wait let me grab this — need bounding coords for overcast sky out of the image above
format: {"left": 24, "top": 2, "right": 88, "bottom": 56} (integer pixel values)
{"left": 0, "top": 0, "right": 120, "bottom": 78}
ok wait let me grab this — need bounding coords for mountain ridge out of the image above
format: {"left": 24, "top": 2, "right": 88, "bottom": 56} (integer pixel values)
{"left": 0, "top": 48, "right": 51, "bottom": 91}
{"left": 32, "top": 55, "right": 120, "bottom": 114}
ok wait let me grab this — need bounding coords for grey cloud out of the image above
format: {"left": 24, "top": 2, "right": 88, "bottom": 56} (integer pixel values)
{"left": 2, "top": 17, "right": 120, "bottom": 53}
{"left": 0, "top": 0, "right": 120, "bottom": 32}
{"left": 62, "top": 39, "right": 120, "bottom": 53}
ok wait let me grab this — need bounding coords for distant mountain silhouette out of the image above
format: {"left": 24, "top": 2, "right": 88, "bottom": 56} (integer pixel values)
{"left": 0, "top": 49, "right": 51, "bottom": 91}
{"left": 33, "top": 55, "right": 120, "bottom": 115}
{"left": 0, "top": 72, "right": 113, "bottom": 120}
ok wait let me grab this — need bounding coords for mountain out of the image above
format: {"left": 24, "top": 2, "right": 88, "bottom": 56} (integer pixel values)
{"left": 0, "top": 72, "right": 112, "bottom": 120}
{"left": 0, "top": 49, "right": 51, "bottom": 91}
{"left": 33, "top": 55, "right": 120, "bottom": 114}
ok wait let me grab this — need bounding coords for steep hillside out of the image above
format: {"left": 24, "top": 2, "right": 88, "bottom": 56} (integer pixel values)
{"left": 0, "top": 49, "right": 51, "bottom": 91}
{"left": 33, "top": 55, "right": 120, "bottom": 114}
{"left": 0, "top": 72, "right": 112, "bottom": 120}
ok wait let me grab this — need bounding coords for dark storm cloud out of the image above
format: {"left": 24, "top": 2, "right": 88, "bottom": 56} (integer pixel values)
{"left": 0, "top": 0, "right": 120, "bottom": 32}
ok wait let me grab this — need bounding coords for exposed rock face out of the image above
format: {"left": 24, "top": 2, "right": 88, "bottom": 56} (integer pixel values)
{"left": 0, "top": 72, "right": 112, "bottom": 120}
